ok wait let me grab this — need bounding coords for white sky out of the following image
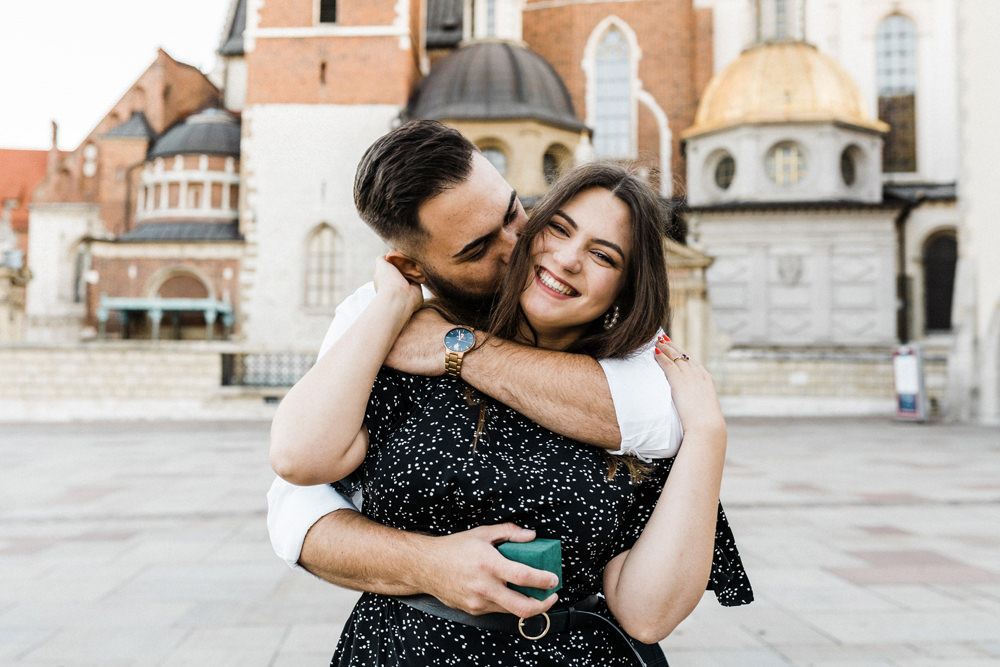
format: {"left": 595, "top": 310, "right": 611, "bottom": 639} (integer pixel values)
{"left": 0, "top": 0, "right": 233, "bottom": 151}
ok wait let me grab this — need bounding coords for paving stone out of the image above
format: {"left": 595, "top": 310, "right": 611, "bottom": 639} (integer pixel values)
{"left": 2, "top": 417, "right": 999, "bottom": 664}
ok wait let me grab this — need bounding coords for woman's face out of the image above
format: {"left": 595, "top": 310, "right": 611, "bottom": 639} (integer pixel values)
{"left": 519, "top": 187, "right": 632, "bottom": 347}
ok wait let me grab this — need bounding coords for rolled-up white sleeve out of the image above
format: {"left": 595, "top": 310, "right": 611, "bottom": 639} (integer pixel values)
{"left": 266, "top": 281, "right": 434, "bottom": 570}
{"left": 267, "top": 477, "right": 359, "bottom": 570}
{"left": 599, "top": 336, "right": 684, "bottom": 461}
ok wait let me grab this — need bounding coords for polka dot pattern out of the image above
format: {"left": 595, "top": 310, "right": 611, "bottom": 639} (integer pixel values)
{"left": 331, "top": 368, "right": 752, "bottom": 666}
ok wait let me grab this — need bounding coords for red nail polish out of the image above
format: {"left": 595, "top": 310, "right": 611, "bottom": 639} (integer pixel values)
{"left": 654, "top": 348, "right": 661, "bottom": 355}
{"left": 663, "top": 335, "right": 671, "bottom": 342}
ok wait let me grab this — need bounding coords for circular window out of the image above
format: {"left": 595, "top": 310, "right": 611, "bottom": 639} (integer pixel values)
{"left": 481, "top": 147, "right": 508, "bottom": 176}
{"left": 840, "top": 147, "right": 857, "bottom": 186}
{"left": 766, "top": 142, "right": 806, "bottom": 186}
{"left": 714, "top": 155, "right": 736, "bottom": 190}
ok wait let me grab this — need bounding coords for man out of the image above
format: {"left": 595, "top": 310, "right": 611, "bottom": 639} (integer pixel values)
{"left": 267, "top": 120, "right": 682, "bottom": 620}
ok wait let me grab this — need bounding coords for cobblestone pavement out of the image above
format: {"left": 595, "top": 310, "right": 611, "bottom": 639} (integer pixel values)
{"left": 1, "top": 417, "right": 998, "bottom": 666}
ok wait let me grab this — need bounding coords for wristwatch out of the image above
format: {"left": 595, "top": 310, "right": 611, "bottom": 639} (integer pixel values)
{"left": 444, "top": 326, "right": 476, "bottom": 379}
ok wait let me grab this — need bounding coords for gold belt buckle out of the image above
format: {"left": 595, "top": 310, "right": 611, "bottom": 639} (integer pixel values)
{"left": 517, "top": 612, "right": 551, "bottom": 640}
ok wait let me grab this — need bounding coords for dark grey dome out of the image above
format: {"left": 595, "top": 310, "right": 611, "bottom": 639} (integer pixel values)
{"left": 148, "top": 108, "right": 241, "bottom": 159}
{"left": 406, "top": 41, "right": 586, "bottom": 131}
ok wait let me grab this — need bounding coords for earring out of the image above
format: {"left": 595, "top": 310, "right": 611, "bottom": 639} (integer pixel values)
{"left": 603, "top": 304, "right": 620, "bottom": 330}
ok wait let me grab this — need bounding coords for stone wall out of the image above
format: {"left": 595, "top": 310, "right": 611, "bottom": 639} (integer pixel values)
{"left": 710, "top": 346, "right": 949, "bottom": 417}
{"left": 0, "top": 341, "right": 949, "bottom": 422}
{"left": 0, "top": 342, "right": 283, "bottom": 422}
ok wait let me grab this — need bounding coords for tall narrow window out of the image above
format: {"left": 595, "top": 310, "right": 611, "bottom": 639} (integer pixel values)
{"left": 923, "top": 234, "right": 956, "bottom": 332}
{"left": 486, "top": 0, "right": 497, "bottom": 36}
{"left": 319, "top": 0, "right": 337, "bottom": 23}
{"left": 594, "top": 27, "right": 631, "bottom": 158}
{"left": 774, "top": 0, "right": 789, "bottom": 39}
{"left": 876, "top": 14, "right": 917, "bottom": 173}
{"left": 305, "top": 225, "right": 340, "bottom": 309}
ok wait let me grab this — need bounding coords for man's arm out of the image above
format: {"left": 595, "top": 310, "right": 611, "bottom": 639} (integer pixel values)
{"left": 267, "top": 477, "right": 558, "bottom": 617}
{"left": 385, "top": 309, "right": 683, "bottom": 455}
{"left": 299, "top": 510, "right": 560, "bottom": 618}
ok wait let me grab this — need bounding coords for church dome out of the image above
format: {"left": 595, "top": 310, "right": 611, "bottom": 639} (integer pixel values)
{"left": 406, "top": 41, "right": 586, "bottom": 132}
{"left": 148, "top": 108, "right": 241, "bottom": 159}
{"left": 683, "top": 42, "right": 888, "bottom": 139}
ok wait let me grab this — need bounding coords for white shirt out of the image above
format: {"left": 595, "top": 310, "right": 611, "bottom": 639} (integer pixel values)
{"left": 267, "top": 282, "right": 683, "bottom": 569}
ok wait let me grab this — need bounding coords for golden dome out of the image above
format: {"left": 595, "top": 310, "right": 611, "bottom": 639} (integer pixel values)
{"left": 683, "top": 42, "right": 888, "bottom": 139}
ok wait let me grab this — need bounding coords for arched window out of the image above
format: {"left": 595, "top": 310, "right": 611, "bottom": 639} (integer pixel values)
{"left": 876, "top": 14, "right": 918, "bottom": 173}
{"left": 305, "top": 225, "right": 341, "bottom": 309}
{"left": 594, "top": 27, "right": 632, "bottom": 158}
{"left": 923, "top": 234, "right": 956, "bottom": 332}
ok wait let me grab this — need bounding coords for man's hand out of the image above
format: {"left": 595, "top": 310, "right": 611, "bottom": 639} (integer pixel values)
{"left": 385, "top": 308, "right": 454, "bottom": 376}
{"left": 419, "top": 524, "right": 560, "bottom": 618}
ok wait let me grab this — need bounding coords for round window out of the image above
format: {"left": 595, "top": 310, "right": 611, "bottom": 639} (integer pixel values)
{"left": 714, "top": 155, "right": 736, "bottom": 190}
{"left": 766, "top": 142, "right": 806, "bottom": 186}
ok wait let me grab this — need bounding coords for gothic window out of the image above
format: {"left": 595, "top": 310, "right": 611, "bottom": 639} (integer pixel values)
{"left": 766, "top": 142, "right": 806, "bottom": 186}
{"left": 923, "top": 233, "right": 957, "bottom": 332}
{"left": 877, "top": 14, "right": 917, "bottom": 173}
{"left": 319, "top": 0, "right": 337, "bottom": 23}
{"left": 305, "top": 225, "right": 340, "bottom": 309}
{"left": 594, "top": 27, "right": 632, "bottom": 158}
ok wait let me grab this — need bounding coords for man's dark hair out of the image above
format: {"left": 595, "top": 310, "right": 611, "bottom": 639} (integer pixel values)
{"left": 353, "top": 120, "right": 477, "bottom": 246}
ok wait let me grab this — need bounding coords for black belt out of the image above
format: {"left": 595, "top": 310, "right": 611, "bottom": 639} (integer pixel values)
{"left": 392, "top": 594, "right": 667, "bottom": 667}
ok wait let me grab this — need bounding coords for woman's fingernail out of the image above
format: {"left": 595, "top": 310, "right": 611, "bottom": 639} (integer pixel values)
{"left": 664, "top": 335, "right": 671, "bottom": 342}
{"left": 654, "top": 348, "right": 661, "bottom": 355}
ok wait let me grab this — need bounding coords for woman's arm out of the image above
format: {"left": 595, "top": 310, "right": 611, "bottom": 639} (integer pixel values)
{"left": 269, "top": 257, "right": 423, "bottom": 486}
{"left": 602, "top": 337, "right": 727, "bottom": 644}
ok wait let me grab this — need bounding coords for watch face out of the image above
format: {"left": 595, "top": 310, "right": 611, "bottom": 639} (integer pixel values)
{"left": 444, "top": 327, "right": 475, "bottom": 353}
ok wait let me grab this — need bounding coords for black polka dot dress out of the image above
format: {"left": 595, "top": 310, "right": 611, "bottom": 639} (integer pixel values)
{"left": 330, "top": 369, "right": 752, "bottom": 666}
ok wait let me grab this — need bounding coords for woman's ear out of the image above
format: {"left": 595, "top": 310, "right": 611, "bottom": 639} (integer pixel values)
{"left": 384, "top": 251, "right": 427, "bottom": 284}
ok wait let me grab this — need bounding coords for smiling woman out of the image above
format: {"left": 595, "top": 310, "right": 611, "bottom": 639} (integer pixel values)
{"left": 519, "top": 187, "right": 632, "bottom": 351}
{"left": 489, "top": 162, "right": 670, "bottom": 362}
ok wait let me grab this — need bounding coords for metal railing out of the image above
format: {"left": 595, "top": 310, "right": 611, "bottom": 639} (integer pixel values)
{"left": 221, "top": 352, "right": 314, "bottom": 387}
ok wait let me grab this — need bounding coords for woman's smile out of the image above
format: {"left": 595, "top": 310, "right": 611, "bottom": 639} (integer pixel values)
{"left": 535, "top": 267, "right": 579, "bottom": 298}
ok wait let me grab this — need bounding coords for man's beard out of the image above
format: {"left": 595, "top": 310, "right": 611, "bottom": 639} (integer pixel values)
{"left": 422, "top": 268, "right": 498, "bottom": 329}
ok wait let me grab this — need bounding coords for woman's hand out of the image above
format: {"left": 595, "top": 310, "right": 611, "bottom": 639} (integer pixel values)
{"left": 654, "top": 336, "right": 725, "bottom": 437}
{"left": 373, "top": 255, "right": 423, "bottom": 316}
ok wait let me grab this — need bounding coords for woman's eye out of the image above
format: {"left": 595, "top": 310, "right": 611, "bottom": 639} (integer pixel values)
{"left": 592, "top": 251, "right": 616, "bottom": 266}
{"left": 548, "top": 221, "right": 568, "bottom": 235}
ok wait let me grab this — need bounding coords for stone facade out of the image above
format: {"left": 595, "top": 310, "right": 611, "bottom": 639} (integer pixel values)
{"left": 0, "top": 343, "right": 277, "bottom": 421}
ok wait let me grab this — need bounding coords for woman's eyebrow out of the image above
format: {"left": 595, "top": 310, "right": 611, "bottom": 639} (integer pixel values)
{"left": 554, "top": 211, "right": 625, "bottom": 260}
{"left": 553, "top": 210, "right": 578, "bottom": 229}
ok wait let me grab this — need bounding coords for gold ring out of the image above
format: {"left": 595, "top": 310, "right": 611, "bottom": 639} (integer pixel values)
{"left": 518, "top": 612, "right": 551, "bottom": 640}
{"left": 672, "top": 354, "right": 690, "bottom": 362}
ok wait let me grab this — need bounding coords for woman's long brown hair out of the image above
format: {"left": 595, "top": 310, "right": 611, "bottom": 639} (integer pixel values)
{"left": 488, "top": 162, "right": 671, "bottom": 360}
{"left": 483, "top": 162, "right": 674, "bottom": 481}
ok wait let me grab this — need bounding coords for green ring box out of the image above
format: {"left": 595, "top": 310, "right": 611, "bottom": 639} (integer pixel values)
{"left": 497, "top": 538, "right": 562, "bottom": 600}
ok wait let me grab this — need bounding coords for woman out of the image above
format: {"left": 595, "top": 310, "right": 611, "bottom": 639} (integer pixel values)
{"left": 271, "top": 163, "right": 751, "bottom": 665}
